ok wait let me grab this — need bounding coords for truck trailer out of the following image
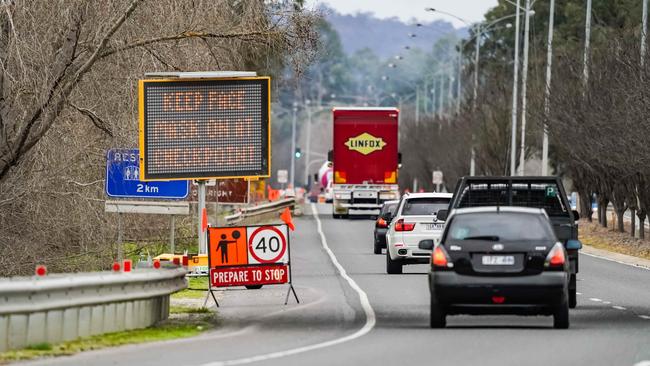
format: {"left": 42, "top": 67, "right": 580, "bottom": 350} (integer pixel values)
{"left": 331, "top": 107, "right": 400, "bottom": 218}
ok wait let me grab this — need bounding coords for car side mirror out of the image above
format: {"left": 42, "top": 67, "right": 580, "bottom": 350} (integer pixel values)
{"left": 572, "top": 210, "right": 580, "bottom": 221}
{"left": 437, "top": 209, "right": 448, "bottom": 221}
{"left": 381, "top": 212, "right": 392, "bottom": 221}
{"left": 327, "top": 150, "right": 333, "bottom": 162}
{"left": 418, "top": 239, "right": 435, "bottom": 250}
{"left": 566, "top": 239, "right": 582, "bottom": 250}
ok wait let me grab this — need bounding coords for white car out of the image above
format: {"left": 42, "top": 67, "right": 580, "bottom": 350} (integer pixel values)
{"left": 385, "top": 192, "right": 453, "bottom": 274}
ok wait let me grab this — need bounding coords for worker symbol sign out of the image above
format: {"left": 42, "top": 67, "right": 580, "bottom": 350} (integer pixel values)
{"left": 208, "top": 227, "right": 248, "bottom": 267}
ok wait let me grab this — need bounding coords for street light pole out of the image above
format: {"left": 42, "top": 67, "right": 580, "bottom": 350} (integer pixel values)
{"left": 583, "top": 0, "right": 592, "bottom": 89}
{"left": 517, "top": 0, "right": 532, "bottom": 176}
{"left": 304, "top": 99, "right": 312, "bottom": 186}
{"left": 642, "top": 0, "right": 648, "bottom": 65}
{"left": 541, "top": 0, "right": 555, "bottom": 176}
{"left": 290, "top": 102, "right": 297, "bottom": 188}
{"left": 510, "top": 0, "right": 521, "bottom": 176}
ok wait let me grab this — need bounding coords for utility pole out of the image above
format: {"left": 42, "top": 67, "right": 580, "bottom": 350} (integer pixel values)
{"left": 457, "top": 47, "right": 463, "bottom": 115}
{"left": 642, "top": 0, "right": 648, "bottom": 65}
{"left": 583, "top": 0, "right": 592, "bottom": 89}
{"left": 517, "top": 0, "right": 532, "bottom": 176}
{"left": 447, "top": 72, "right": 454, "bottom": 115}
{"left": 470, "top": 25, "right": 481, "bottom": 177}
{"left": 542, "top": 0, "right": 555, "bottom": 176}
{"left": 290, "top": 102, "right": 297, "bottom": 189}
{"left": 304, "top": 99, "right": 312, "bottom": 186}
{"left": 438, "top": 75, "right": 444, "bottom": 119}
{"left": 510, "top": 0, "right": 521, "bottom": 176}
{"left": 415, "top": 87, "right": 420, "bottom": 125}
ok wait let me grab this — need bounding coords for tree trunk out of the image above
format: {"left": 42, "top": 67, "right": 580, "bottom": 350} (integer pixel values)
{"left": 615, "top": 209, "right": 625, "bottom": 232}
{"left": 638, "top": 210, "right": 647, "bottom": 240}
{"left": 630, "top": 208, "right": 636, "bottom": 238}
{"left": 598, "top": 196, "right": 609, "bottom": 227}
{"left": 579, "top": 190, "right": 593, "bottom": 221}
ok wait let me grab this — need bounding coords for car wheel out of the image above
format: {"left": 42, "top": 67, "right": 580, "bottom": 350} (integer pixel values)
{"left": 430, "top": 296, "right": 446, "bottom": 328}
{"left": 245, "top": 285, "right": 263, "bottom": 290}
{"left": 569, "top": 274, "right": 577, "bottom": 309}
{"left": 553, "top": 289, "right": 570, "bottom": 329}
{"left": 386, "top": 251, "right": 402, "bottom": 274}
{"left": 373, "top": 241, "right": 382, "bottom": 254}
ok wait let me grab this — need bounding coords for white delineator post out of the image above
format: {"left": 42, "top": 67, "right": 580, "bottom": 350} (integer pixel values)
{"left": 542, "top": 0, "right": 556, "bottom": 176}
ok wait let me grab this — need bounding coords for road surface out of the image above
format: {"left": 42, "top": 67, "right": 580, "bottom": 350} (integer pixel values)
{"left": 21, "top": 203, "right": 650, "bottom": 366}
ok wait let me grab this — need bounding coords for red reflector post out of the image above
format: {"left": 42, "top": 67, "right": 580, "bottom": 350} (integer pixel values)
{"left": 153, "top": 260, "right": 161, "bottom": 269}
{"left": 35, "top": 265, "right": 47, "bottom": 277}
{"left": 112, "top": 262, "right": 121, "bottom": 272}
{"left": 123, "top": 259, "right": 132, "bottom": 272}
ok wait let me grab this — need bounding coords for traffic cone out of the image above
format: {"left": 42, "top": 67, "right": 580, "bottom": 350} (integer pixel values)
{"left": 281, "top": 207, "right": 295, "bottom": 231}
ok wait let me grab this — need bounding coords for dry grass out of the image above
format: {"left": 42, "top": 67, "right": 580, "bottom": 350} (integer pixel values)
{"left": 579, "top": 219, "right": 650, "bottom": 260}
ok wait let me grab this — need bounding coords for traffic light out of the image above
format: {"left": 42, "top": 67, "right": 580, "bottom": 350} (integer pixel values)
{"left": 295, "top": 148, "right": 302, "bottom": 159}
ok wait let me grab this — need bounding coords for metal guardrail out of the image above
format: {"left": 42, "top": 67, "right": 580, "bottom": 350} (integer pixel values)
{"left": 225, "top": 197, "right": 297, "bottom": 224}
{"left": 0, "top": 268, "right": 187, "bottom": 352}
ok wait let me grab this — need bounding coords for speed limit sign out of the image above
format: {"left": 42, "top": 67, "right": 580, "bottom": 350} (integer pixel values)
{"left": 247, "top": 225, "right": 289, "bottom": 264}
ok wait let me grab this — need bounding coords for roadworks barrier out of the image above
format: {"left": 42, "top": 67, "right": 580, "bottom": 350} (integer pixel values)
{"left": 0, "top": 268, "right": 187, "bottom": 352}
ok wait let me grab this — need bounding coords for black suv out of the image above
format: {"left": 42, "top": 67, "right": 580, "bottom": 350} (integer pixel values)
{"left": 437, "top": 176, "right": 582, "bottom": 308}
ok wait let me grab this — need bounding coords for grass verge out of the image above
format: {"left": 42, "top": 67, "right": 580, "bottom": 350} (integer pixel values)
{"left": 172, "top": 276, "right": 209, "bottom": 299}
{"left": 579, "top": 219, "right": 650, "bottom": 260}
{"left": 0, "top": 307, "right": 217, "bottom": 362}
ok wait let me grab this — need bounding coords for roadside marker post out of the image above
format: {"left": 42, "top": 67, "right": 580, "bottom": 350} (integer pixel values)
{"left": 205, "top": 224, "right": 299, "bottom": 307}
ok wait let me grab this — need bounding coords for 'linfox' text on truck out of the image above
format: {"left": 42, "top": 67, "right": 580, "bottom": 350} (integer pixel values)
{"left": 331, "top": 107, "right": 400, "bottom": 218}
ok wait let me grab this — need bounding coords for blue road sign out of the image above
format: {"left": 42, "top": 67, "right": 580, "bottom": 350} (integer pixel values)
{"left": 106, "top": 148, "right": 189, "bottom": 199}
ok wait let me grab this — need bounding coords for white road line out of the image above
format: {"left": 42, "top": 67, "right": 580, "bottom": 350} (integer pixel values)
{"left": 197, "top": 204, "right": 377, "bottom": 366}
{"left": 602, "top": 301, "right": 611, "bottom": 305}
{"left": 634, "top": 361, "right": 650, "bottom": 366}
{"left": 612, "top": 306, "right": 627, "bottom": 310}
{"left": 589, "top": 298, "right": 602, "bottom": 302}
{"left": 576, "top": 292, "right": 583, "bottom": 295}
{"left": 639, "top": 315, "right": 650, "bottom": 320}
{"left": 582, "top": 252, "right": 650, "bottom": 271}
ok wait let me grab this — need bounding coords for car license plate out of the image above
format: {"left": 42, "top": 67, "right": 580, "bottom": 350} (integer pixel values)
{"left": 481, "top": 255, "right": 515, "bottom": 266}
{"left": 424, "top": 223, "right": 445, "bottom": 231}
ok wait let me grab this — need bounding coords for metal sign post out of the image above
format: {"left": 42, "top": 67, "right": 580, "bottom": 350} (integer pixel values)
{"left": 198, "top": 180, "right": 207, "bottom": 254}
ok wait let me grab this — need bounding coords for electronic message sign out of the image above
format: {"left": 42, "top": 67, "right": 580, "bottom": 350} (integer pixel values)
{"left": 138, "top": 77, "right": 271, "bottom": 181}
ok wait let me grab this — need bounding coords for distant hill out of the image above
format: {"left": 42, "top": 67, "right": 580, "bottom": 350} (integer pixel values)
{"left": 323, "top": 7, "right": 467, "bottom": 58}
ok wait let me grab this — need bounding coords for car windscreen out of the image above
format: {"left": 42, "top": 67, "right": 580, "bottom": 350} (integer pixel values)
{"left": 402, "top": 197, "right": 450, "bottom": 216}
{"left": 446, "top": 212, "right": 555, "bottom": 242}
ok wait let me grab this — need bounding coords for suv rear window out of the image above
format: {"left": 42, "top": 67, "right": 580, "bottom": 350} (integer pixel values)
{"left": 447, "top": 212, "right": 555, "bottom": 242}
{"left": 381, "top": 203, "right": 397, "bottom": 215}
{"left": 402, "top": 197, "right": 450, "bottom": 216}
{"left": 457, "top": 182, "right": 568, "bottom": 216}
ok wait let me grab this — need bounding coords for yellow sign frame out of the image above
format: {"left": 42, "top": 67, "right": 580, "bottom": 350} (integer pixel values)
{"left": 138, "top": 76, "right": 272, "bottom": 181}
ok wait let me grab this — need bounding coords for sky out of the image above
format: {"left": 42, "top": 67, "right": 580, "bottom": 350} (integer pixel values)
{"left": 307, "top": 0, "right": 500, "bottom": 28}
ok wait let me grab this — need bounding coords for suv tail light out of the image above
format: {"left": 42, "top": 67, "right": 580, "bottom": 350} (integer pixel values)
{"left": 376, "top": 218, "right": 388, "bottom": 228}
{"left": 395, "top": 219, "right": 415, "bottom": 231}
{"left": 432, "top": 245, "right": 452, "bottom": 269}
{"left": 545, "top": 242, "right": 566, "bottom": 269}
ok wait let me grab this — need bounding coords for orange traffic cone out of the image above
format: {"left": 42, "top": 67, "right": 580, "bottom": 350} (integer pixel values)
{"left": 280, "top": 207, "right": 295, "bottom": 231}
